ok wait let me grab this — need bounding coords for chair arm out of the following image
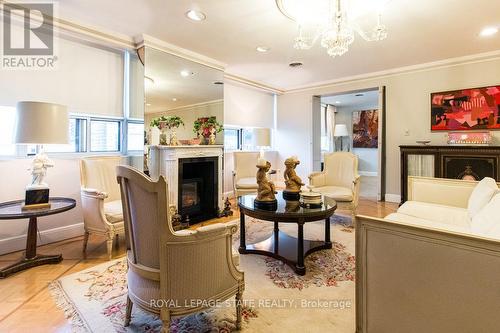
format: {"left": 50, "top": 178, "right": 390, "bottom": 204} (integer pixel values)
{"left": 80, "top": 188, "right": 112, "bottom": 231}
{"left": 309, "top": 171, "right": 326, "bottom": 187}
{"left": 81, "top": 187, "right": 108, "bottom": 200}
{"left": 352, "top": 174, "right": 361, "bottom": 210}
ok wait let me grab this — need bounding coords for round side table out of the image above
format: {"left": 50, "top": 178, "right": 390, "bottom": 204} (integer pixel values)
{"left": 0, "top": 197, "right": 76, "bottom": 278}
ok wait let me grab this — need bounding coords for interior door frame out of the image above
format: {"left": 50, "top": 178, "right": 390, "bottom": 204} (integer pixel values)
{"left": 378, "top": 86, "right": 387, "bottom": 201}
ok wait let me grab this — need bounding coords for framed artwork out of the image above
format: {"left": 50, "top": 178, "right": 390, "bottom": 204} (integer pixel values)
{"left": 352, "top": 110, "right": 378, "bottom": 148}
{"left": 431, "top": 85, "right": 500, "bottom": 131}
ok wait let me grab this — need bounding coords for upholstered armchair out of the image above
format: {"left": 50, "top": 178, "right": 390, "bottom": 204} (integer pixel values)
{"left": 80, "top": 156, "right": 125, "bottom": 260}
{"left": 308, "top": 152, "right": 361, "bottom": 217}
{"left": 116, "top": 166, "right": 244, "bottom": 332}
{"left": 232, "top": 151, "right": 260, "bottom": 197}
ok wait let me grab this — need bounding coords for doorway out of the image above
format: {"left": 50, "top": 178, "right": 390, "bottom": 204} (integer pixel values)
{"left": 312, "top": 87, "right": 386, "bottom": 201}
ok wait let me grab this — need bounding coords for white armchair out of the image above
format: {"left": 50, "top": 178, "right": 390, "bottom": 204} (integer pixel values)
{"left": 117, "top": 165, "right": 244, "bottom": 332}
{"left": 232, "top": 151, "right": 260, "bottom": 198}
{"left": 308, "top": 152, "right": 361, "bottom": 217}
{"left": 80, "top": 156, "right": 125, "bottom": 260}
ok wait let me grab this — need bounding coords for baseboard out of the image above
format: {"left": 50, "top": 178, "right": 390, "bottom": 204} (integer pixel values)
{"left": 0, "top": 222, "right": 84, "bottom": 255}
{"left": 359, "top": 171, "right": 378, "bottom": 177}
{"left": 385, "top": 193, "right": 401, "bottom": 203}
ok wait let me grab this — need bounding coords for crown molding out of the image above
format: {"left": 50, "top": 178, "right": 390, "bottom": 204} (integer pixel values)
{"left": 137, "top": 34, "right": 226, "bottom": 72}
{"left": 146, "top": 99, "right": 223, "bottom": 115}
{"left": 0, "top": 1, "right": 137, "bottom": 51}
{"left": 284, "top": 49, "right": 500, "bottom": 94}
{"left": 224, "top": 73, "right": 285, "bottom": 95}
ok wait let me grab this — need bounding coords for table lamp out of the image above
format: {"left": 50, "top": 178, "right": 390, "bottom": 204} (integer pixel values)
{"left": 334, "top": 124, "right": 349, "bottom": 151}
{"left": 253, "top": 127, "right": 271, "bottom": 158}
{"left": 14, "top": 101, "right": 69, "bottom": 209}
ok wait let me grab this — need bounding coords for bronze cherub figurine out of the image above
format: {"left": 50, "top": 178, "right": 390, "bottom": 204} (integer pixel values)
{"left": 283, "top": 156, "right": 304, "bottom": 200}
{"left": 254, "top": 159, "right": 277, "bottom": 209}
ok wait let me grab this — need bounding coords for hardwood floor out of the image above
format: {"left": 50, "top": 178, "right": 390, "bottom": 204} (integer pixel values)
{"left": 0, "top": 198, "right": 397, "bottom": 332}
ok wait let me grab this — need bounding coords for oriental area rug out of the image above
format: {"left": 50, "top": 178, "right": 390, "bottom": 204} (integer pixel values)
{"left": 50, "top": 215, "right": 356, "bottom": 332}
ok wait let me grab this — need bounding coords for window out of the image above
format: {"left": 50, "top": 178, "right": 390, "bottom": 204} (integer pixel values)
{"left": 90, "top": 119, "right": 121, "bottom": 152}
{"left": 127, "top": 122, "right": 144, "bottom": 152}
{"left": 43, "top": 118, "right": 87, "bottom": 153}
{"left": 0, "top": 106, "right": 16, "bottom": 156}
{"left": 224, "top": 128, "right": 240, "bottom": 151}
{"left": 241, "top": 128, "right": 255, "bottom": 150}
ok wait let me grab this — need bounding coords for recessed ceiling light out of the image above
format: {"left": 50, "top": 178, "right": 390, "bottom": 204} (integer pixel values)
{"left": 172, "top": 98, "right": 178, "bottom": 102}
{"left": 213, "top": 81, "right": 224, "bottom": 85}
{"left": 146, "top": 103, "right": 151, "bottom": 106}
{"left": 335, "top": 101, "right": 341, "bottom": 104}
{"left": 185, "top": 9, "right": 206, "bottom": 21}
{"left": 289, "top": 61, "right": 303, "bottom": 68}
{"left": 256, "top": 46, "right": 270, "bottom": 53}
{"left": 355, "top": 93, "right": 364, "bottom": 97}
{"left": 144, "top": 76, "right": 155, "bottom": 84}
{"left": 480, "top": 26, "right": 498, "bottom": 37}
{"left": 180, "top": 70, "right": 193, "bottom": 77}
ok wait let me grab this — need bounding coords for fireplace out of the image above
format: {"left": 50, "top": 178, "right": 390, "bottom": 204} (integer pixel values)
{"left": 178, "top": 157, "right": 218, "bottom": 224}
{"left": 443, "top": 156, "right": 496, "bottom": 181}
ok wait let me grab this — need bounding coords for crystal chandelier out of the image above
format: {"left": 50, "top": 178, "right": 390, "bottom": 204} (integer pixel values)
{"left": 277, "top": 0, "right": 388, "bottom": 58}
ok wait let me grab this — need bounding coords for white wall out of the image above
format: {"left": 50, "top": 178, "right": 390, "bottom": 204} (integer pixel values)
{"left": 224, "top": 81, "right": 275, "bottom": 128}
{"left": 145, "top": 100, "right": 224, "bottom": 144}
{"left": 277, "top": 57, "right": 500, "bottom": 199}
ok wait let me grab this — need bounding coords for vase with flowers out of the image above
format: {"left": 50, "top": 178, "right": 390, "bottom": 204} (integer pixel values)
{"left": 150, "top": 115, "right": 185, "bottom": 145}
{"left": 193, "top": 116, "right": 223, "bottom": 145}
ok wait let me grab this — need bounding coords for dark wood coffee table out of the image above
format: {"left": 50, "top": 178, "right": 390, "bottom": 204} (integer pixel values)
{"left": 0, "top": 197, "right": 76, "bottom": 278}
{"left": 238, "top": 192, "right": 337, "bottom": 275}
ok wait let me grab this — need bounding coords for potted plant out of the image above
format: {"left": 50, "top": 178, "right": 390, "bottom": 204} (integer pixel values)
{"left": 193, "top": 117, "right": 223, "bottom": 144}
{"left": 150, "top": 115, "right": 185, "bottom": 145}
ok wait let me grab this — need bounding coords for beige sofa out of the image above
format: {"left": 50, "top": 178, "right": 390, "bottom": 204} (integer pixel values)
{"left": 356, "top": 176, "right": 500, "bottom": 332}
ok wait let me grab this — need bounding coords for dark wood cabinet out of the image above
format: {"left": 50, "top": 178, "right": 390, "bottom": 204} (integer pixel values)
{"left": 400, "top": 145, "right": 500, "bottom": 204}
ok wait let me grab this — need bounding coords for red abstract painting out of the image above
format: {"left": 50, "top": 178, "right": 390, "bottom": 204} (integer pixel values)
{"left": 431, "top": 86, "right": 500, "bottom": 131}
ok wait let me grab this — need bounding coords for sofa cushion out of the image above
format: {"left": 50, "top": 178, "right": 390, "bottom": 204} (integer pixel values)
{"left": 385, "top": 213, "right": 470, "bottom": 234}
{"left": 468, "top": 177, "right": 498, "bottom": 219}
{"left": 471, "top": 193, "right": 500, "bottom": 239}
{"left": 103, "top": 200, "right": 124, "bottom": 223}
{"left": 314, "top": 186, "right": 353, "bottom": 202}
{"left": 236, "top": 177, "right": 258, "bottom": 189}
{"left": 397, "top": 201, "right": 470, "bottom": 227}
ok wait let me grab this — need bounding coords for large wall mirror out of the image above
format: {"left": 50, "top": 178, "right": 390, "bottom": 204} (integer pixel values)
{"left": 143, "top": 47, "right": 224, "bottom": 151}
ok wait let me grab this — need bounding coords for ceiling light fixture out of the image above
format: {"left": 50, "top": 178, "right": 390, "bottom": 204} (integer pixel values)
{"left": 355, "top": 93, "right": 364, "bottom": 97}
{"left": 335, "top": 101, "right": 341, "bottom": 104}
{"left": 213, "top": 81, "right": 224, "bottom": 85}
{"left": 180, "top": 70, "right": 193, "bottom": 77}
{"left": 276, "top": 0, "right": 389, "bottom": 58}
{"left": 172, "top": 98, "right": 178, "bottom": 102}
{"left": 256, "top": 46, "right": 270, "bottom": 53}
{"left": 480, "top": 26, "right": 498, "bottom": 37}
{"left": 146, "top": 103, "right": 151, "bottom": 106}
{"left": 185, "top": 9, "right": 206, "bottom": 21}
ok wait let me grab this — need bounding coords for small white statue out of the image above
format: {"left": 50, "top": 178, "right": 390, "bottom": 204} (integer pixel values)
{"left": 29, "top": 153, "right": 54, "bottom": 188}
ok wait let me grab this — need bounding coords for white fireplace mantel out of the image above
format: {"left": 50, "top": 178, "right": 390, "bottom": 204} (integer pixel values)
{"left": 148, "top": 145, "right": 224, "bottom": 215}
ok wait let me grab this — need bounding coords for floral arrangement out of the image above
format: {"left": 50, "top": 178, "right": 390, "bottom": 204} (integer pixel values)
{"left": 150, "top": 115, "right": 185, "bottom": 130}
{"left": 193, "top": 117, "right": 223, "bottom": 138}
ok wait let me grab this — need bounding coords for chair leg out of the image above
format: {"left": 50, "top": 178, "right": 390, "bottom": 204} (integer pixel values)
{"left": 82, "top": 231, "right": 90, "bottom": 253}
{"left": 124, "top": 296, "right": 133, "bottom": 326}
{"left": 160, "top": 308, "right": 170, "bottom": 333}
{"left": 236, "top": 290, "right": 243, "bottom": 330}
{"left": 106, "top": 234, "right": 113, "bottom": 260}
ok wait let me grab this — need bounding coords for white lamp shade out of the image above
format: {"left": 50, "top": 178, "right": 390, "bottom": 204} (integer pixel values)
{"left": 15, "top": 101, "right": 69, "bottom": 144}
{"left": 334, "top": 124, "right": 349, "bottom": 137}
{"left": 253, "top": 127, "right": 271, "bottom": 147}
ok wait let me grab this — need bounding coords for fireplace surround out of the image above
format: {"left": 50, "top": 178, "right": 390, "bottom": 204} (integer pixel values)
{"left": 149, "top": 145, "right": 224, "bottom": 224}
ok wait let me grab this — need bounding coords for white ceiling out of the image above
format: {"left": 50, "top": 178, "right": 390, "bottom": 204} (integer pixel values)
{"left": 57, "top": 0, "right": 500, "bottom": 90}
{"left": 322, "top": 89, "right": 378, "bottom": 108}
{"left": 144, "top": 47, "right": 223, "bottom": 114}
